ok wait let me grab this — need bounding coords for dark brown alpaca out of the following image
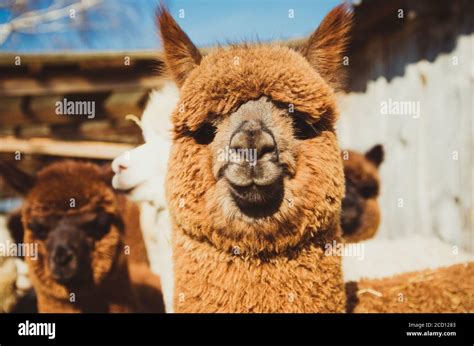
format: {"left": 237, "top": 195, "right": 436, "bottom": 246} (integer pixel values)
{"left": 0, "top": 160, "right": 164, "bottom": 313}
{"left": 158, "top": 4, "right": 353, "bottom": 312}
{"left": 341, "top": 144, "right": 384, "bottom": 243}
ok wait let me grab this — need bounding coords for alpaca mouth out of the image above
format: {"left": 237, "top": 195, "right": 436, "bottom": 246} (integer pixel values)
{"left": 51, "top": 267, "right": 79, "bottom": 285}
{"left": 228, "top": 178, "right": 284, "bottom": 218}
{"left": 50, "top": 260, "right": 82, "bottom": 285}
{"left": 340, "top": 209, "right": 362, "bottom": 235}
{"left": 340, "top": 190, "right": 364, "bottom": 235}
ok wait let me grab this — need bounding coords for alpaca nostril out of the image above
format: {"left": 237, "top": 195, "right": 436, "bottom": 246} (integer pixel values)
{"left": 258, "top": 144, "right": 276, "bottom": 158}
{"left": 112, "top": 156, "right": 129, "bottom": 173}
{"left": 256, "top": 131, "right": 276, "bottom": 159}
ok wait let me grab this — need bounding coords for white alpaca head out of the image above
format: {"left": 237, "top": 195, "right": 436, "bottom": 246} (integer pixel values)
{"left": 111, "top": 82, "right": 179, "bottom": 205}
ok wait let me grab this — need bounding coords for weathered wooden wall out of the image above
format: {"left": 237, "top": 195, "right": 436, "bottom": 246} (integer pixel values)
{"left": 338, "top": 0, "right": 473, "bottom": 252}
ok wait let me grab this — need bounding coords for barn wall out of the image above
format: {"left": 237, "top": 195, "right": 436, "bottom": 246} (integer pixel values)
{"left": 337, "top": 33, "right": 473, "bottom": 252}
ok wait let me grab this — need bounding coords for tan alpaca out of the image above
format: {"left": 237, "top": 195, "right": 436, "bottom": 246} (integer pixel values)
{"left": 158, "top": 4, "right": 352, "bottom": 312}
{"left": 347, "top": 262, "right": 474, "bottom": 313}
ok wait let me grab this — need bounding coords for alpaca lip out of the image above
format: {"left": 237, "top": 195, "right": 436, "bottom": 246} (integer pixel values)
{"left": 223, "top": 161, "right": 283, "bottom": 188}
{"left": 228, "top": 179, "right": 284, "bottom": 218}
{"left": 50, "top": 264, "right": 79, "bottom": 285}
{"left": 112, "top": 173, "right": 145, "bottom": 191}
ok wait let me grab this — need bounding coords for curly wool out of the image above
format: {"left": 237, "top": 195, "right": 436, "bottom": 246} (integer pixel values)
{"left": 160, "top": 4, "right": 352, "bottom": 313}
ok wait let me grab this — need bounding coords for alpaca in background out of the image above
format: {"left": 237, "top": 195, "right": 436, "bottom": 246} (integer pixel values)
{"left": 0, "top": 160, "right": 164, "bottom": 312}
{"left": 340, "top": 144, "right": 384, "bottom": 243}
{"left": 340, "top": 148, "right": 474, "bottom": 281}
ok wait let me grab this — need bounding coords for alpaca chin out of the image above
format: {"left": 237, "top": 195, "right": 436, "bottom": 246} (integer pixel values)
{"left": 118, "top": 177, "right": 166, "bottom": 206}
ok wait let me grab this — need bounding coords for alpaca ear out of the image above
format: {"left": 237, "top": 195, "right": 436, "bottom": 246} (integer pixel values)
{"left": 156, "top": 5, "right": 202, "bottom": 87}
{"left": 365, "top": 144, "right": 384, "bottom": 167}
{"left": 298, "top": 3, "right": 353, "bottom": 89}
{"left": 0, "top": 160, "right": 36, "bottom": 195}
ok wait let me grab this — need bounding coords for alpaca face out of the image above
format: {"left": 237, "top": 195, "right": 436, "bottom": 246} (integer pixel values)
{"left": 159, "top": 5, "right": 352, "bottom": 254}
{"left": 112, "top": 83, "right": 178, "bottom": 204}
{"left": 28, "top": 210, "right": 114, "bottom": 286}
{"left": 112, "top": 139, "right": 168, "bottom": 203}
{"left": 341, "top": 145, "right": 384, "bottom": 241}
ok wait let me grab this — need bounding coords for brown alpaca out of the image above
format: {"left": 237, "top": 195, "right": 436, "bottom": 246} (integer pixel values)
{"left": 341, "top": 145, "right": 384, "bottom": 243}
{"left": 158, "top": 4, "right": 352, "bottom": 312}
{"left": 346, "top": 262, "right": 474, "bottom": 313}
{"left": 0, "top": 160, "right": 164, "bottom": 313}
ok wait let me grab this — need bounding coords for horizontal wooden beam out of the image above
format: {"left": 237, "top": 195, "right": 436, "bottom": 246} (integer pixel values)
{"left": 103, "top": 90, "right": 147, "bottom": 119}
{"left": 0, "top": 50, "right": 163, "bottom": 66}
{"left": 0, "top": 87, "right": 153, "bottom": 125}
{"left": 0, "top": 136, "right": 133, "bottom": 160}
{"left": 0, "top": 74, "right": 163, "bottom": 97}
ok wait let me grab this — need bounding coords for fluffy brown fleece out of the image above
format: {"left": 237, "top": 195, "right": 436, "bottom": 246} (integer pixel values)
{"left": 346, "top": 262, "right": 474, "bottom": 313}
{"left": 1, "top": 160, "right": 164, "bottom": 313}
{"left": 341, "top": 145, "right": 384, "bottom": 243}
{"left": 159, "top": 4, "right": 352, "bottom": 312}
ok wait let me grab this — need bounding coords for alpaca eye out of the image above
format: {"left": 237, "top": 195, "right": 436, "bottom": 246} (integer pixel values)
{"left": 359, "top": 181, "right": 378, "bottom": 199}
{"left": 84, "top": 212, "right": 113, "bottom": 239}
{"left": 28, "top": 221, "right": 48, "bottom": 239}
{"left": 192, "top": 122, "right": 216, "bottom": 145}
{"left": 291, "top": 113, "right": 321, "bottom": 140}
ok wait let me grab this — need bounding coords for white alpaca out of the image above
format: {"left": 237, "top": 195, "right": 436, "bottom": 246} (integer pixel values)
{"left": 111, "top": 81, "right": 179, "bottom": 313}
{"left": 0, "top": 216, "right": 32, "bottom": 312}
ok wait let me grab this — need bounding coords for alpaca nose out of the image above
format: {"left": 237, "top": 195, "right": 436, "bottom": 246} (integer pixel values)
{"left": 112, "top": 154, "right": 129, "bottom": 173}
{"left": 341, "top": 184, "right": 364, "bottom": 235}
{"left": 229, "top": 120, "right": 277, "bottom": 160}
{"left": 53, "top": 245, "right": 74, "bottom": 266}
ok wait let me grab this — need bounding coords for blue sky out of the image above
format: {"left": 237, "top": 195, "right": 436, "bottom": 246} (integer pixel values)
{"left": 0, "top": 0, "right": 342, "bottom": 53}
{"left": 166, "top": 0, "right": 342, "bottom": 46}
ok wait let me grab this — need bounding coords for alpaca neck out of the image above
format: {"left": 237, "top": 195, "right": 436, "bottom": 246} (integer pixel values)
{"left": 36, "top": 253, "right": 138, "bottom": 313}
{"left": 172, "top": 224, "right": 346, "bottom": 313}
